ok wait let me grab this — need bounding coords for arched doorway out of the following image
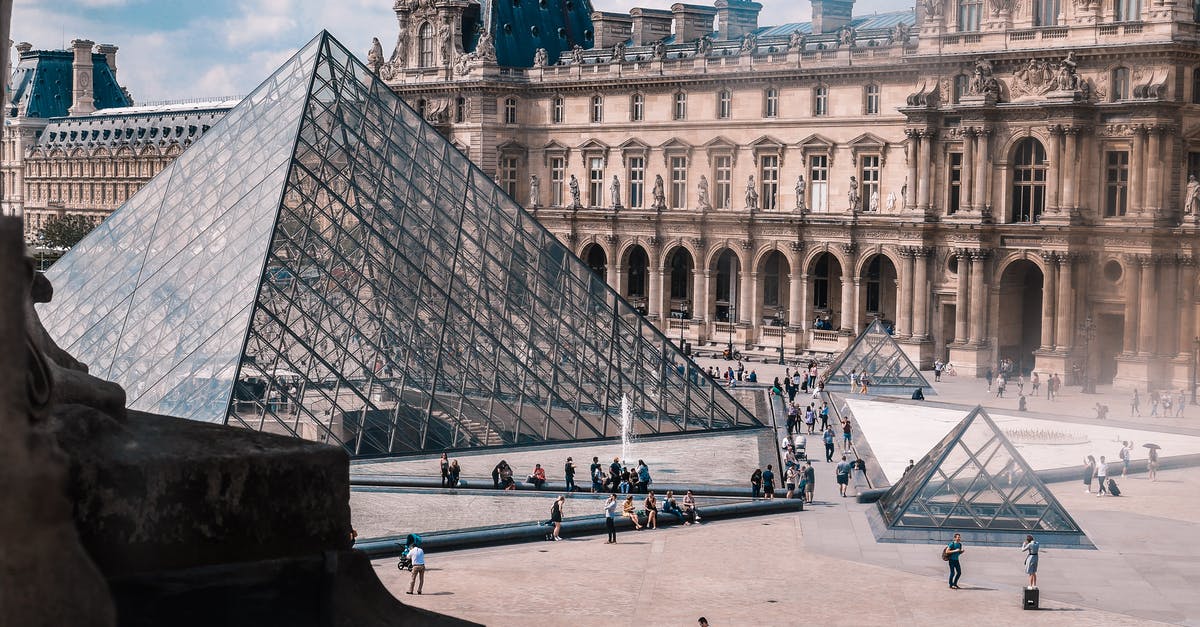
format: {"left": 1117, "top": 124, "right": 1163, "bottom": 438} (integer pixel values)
{"left": 860, "top": 254, "right": 898, "bottom": 332}
{"left": 665, "top": 247, "right": 694, "bottom": 318}
{"left": 997, "top": 259, "right": 1044, "bottom": 375}
{"left": 582, "top": 243, "right": 607, "bottom": 280}
{"left": 809, "top": 252, "right": 843, "bottom": 330}
{"left": 712, "top": 249, "right": 740, "bottom": 322}
{"left": 625, "top": 246, "right": 649, "bottom": 314}
{"left": 758, "top": 250, "right": 791, "bottom": 325}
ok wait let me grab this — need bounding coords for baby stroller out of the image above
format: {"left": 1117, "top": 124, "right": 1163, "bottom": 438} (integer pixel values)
{"left": 794, "top": 435, "right": 808, "bottom": 461}
{"left": 396, "top": 533, "right": 422, "bottom": 572}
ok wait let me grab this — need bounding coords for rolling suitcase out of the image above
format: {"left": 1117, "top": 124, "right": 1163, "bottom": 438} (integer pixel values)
{"left": 1107, "top": 478, "right": 1121, "bottom": 496}
{"left": 1023, "top": 587, "right": 1039, "bottom": 610}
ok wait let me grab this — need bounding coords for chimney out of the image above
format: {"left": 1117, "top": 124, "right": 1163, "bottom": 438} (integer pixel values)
{"left": 629, "top": 8, "right": 674, "bottom": 46}
{"left": 96, "top": 43, "right": 118, "bottom": 81}
{"left": 591, "top": 12, "right": 634, "bottom": 48}
{"left": 670, "top": 4, "right": 718, "bottom": 43}
{"left": 811, "top": 0, "right": 855, "bottom": 34}
{"left": 715, "top": 0, "right": 763, "bottom": 40}
{"left": 68, "top": 39, "right": 95, "bottom": 116}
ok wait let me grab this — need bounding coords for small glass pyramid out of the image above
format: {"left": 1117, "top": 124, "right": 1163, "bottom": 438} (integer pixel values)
{"left": 822, "top": 319, "right": 931, "bottom": 393}
{"left": 877, "top": 406, "right": 1085, "bottom": 535}
{"left": 37, "top": 32, "right": 760, "bottom": 457}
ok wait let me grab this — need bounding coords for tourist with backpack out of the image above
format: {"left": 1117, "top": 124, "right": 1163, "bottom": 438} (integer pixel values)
{"left": 944, "top": 533, "right": 965, "bottom": 589}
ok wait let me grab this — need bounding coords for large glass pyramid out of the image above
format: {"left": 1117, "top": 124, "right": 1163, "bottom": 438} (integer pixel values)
{"left": 37, "top": 32, "right": 760, "bottom": 457}
{"left": 877, "top": 407, "right": 1085, "bottom": 537}
{"left": 822, "top": 319, "right": 931, "bottom": 393}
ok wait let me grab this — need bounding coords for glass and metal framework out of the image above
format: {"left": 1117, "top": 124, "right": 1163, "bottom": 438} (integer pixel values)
{"left": 38, "top": 32, "right": 759, "bottom": 457}
{"left": 822, "top": 319, "right": 932, "bottom": 393}
{"left": 877, "top": 407, "right": 1085, "bottom": 536}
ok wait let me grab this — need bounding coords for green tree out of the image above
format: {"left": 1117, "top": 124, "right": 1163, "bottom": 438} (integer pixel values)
{"left": 36, "top": 214, "right": 97, "bottom": 250}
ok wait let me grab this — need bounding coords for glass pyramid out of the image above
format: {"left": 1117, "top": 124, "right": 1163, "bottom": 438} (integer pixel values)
{"left": 822, "top": 319, "right": 931, "bottom": 393}
{"left": 877, "top": 406, "right": 1084, "bottom": 535}
{"left": 37, "top": 32, "right": 760, "bottom": 457}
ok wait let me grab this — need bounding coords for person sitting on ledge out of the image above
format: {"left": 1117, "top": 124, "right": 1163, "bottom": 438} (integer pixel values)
{"left": 527, "top": 463, "right": 547, "bottom": 488}
{"left": 621, "top": 495, "right": 643, "bottom": 529}
{"left": 912, "top": 387, "right": 925, "bottom": 400}
{"left": 662, "top": 490, "right": 687, "bottom": 523}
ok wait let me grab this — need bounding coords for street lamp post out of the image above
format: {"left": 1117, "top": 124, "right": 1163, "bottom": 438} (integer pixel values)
{"left": 726, "top": 304, "right": 736, "bottom": 360}
{"left": 679, "top": 302, "right": 689, "bottom": 353}
{"left": 777, "top": 309, "right": 787, "bottom": 365}
{"left": 1077, "top": 316, "right": 1097, "bottom": 394}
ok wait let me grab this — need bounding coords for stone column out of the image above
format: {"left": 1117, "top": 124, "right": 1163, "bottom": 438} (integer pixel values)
{"left": 853, "top": 278, "right": 863, "bottom": 335}
{"left": 955, "top": 251, "right": 970, "bottom": 344}
{"left": 1158, "top": 258, "right": 1178, "bottom": 356}
{"left": 1040, "top": 253, "right": 1057, "bottom": 351}
{"left": 1046, "top": 126, "right": 1061, "bottom": 212}
{"left": 701, "top": 269, "right": 713, "bottom": 327}
{"left": 973, "top": 130, "right": 990, "bottom": 216}
{"left": 738, "top": 268, "right": 752, "bottom": 325}
{"left": 789, "top": 268, "right": 804, "bottom": 330}
{"left": 905, "top": 130, "right": 919, "bottom": 211}
{"left": 1138, "top": 256, "right": 1156, "bottom": 356}
{"left": 1122, "top": 255, "right": 1140, "bottom": 354}
{"left": 648, "top": 262, "right": 663, "bottom": 321}
{"left": 840, "top": 270, "right": 855, "bottom": 333}
{"left": 1061, "top": 128, "right": 1078, "bottom": 213}
{"left": 1178, "top": 259, "right": 1196, "bottom": 356}
{"left": 611, "top": 263, "right": 625, "bottom": 296}
{"left": 968, "top": 250, "right": 988, "bottom": 345}
{"left": 961, "top": 128, "right": 975, "bottom": 211}
{"left": 912, "top": 248, "right": 930, "bottom": 340}
{"left": 917, "top": 130, "right": 934, "bottom": 211}
{"left": 691, "top": 268, "right": 705, "bottom": 323}
{"left": 1130, "top": 125, "right": 1145, "bottom": 214}
{"left": 1055, "top": 254, "right": 1074, "bottom": 352}
{"left": 897, "top": 248, "right": 914, "bottom": 337}
{"left": 1145, "top": 126, "right": 1161, "bottom": 215}
{"left": 799, "top": 274, "right": 811, "bottom": 335}
{"left": 748, "top": 271, "right": 761, "bottom": 336}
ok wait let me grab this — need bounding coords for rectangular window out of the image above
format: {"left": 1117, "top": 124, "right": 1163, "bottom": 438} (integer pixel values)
{"left": 588, "top": 157, "right": 604, "bottom": 207}
{"left": 718, "top": 91, "right": 731, "bottom": 119}
{"left": 631, "top": 94, "right": 644, "bottom": 121}
{"left": 673, "top": 92, "right": 687, "bottom": 120}
{"left": 590, "top": 96, "right": 603, "bottom": 123}
{"left": 714, "top": 155, "right": 732, "bottom": 209}
{"left": 760, "top": 155, "right": 779, "bottom": 211}
{"left": 670, "top": 156, "right": 687, "bottom": 209}
{"left": 859, "top": 155, "right": 880, "bottom": 211}
{"left": 1105, "top": 150, "right": 1129, "bottom": 217}
{"left": 764, "top": 89, "right": 778, "bottom": 118}
{"left": 504, "top": 99, "right": 517, "bottom": 124}
{"left": 865, "top": 85, "right": 880, "bottom": 115}
{"left": 948, "top": 152, "right": 963, "bottom": 215}
{"left": 1115, "top": 0, "right": 1141, "bottom": 21}
{"left": 552, "top": 98, "right": 564, "bottom": 124}
{"left": 814, "top": 87, "right": 828, "bottom": 117}
{"left": 550, "top": 157, "right": 565, "bottom": 206}
{"left": 499, "top": 157, "right": 519, "bottom": 199}
{"left": 810, "top": 155, "right": 829, "bottom": 212}
{"left": 628, "top": 157, "right": 645, "bottom": 208}
{"left": 1034, "top": 0, "right": 1060, "bottom": 25}
{"left": 958, "top": 0, "right": 982, "bottom": 31}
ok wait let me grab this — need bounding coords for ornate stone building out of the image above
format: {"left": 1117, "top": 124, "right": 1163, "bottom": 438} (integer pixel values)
{"left": 379, "top": 0, "right": 1200, "bottom": 392}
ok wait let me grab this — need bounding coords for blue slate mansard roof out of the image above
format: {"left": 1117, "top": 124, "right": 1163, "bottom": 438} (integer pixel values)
{"left": 466, "top": 0, "right": 596, "bottom": 67}
{"left": 8, "top": 49, "right": 131, "bottom": 119}
{"left": 754, "top": 9, "right": 916, "bottom": 38}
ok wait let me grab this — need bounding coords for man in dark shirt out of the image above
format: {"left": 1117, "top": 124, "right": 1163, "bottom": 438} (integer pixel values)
{"left": 802, "top": 461, "right": 816, "bottom": 504}
{"left": 836, "top": 456, "right": 852, "bottom": 497}
{"left": 564, "top": 457, "right": 577, "bottom": 492}
{"left": 946, "top": 533, "right": 965, "bottom": 589}
{"left": 590, "top": 456, "right": 602, "bottom": 493}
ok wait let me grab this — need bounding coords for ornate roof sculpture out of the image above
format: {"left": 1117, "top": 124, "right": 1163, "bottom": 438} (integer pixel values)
{"left": 822, "top": 319, "right": 932, "bottom": 393}
{"left": 37, "top": 32, "right": 760, "bottom": 458}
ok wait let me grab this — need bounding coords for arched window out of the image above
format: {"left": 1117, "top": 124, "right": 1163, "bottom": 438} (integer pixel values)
{"left": 864, "top": 84, "right": 880, "bottom": 114}
{"left": 590, "top": 94, "right": 603, "bottom": 123}
{"left": 552, "top": 96, "right": 564, "bottom": 123}
{"left": 1111, "top": 67, "right": 1130, "bottom": 101}
{"left": 673, "top": 91, "right": 688, "bottom": 120}
{"left": 717, "top": 89, "right": 732, "bottom": 119}
{"left": 418, "top": 22, "right": 435, "bottom": 66}
{"left": 764, "top": 88, "right": 778, "bottom": 118}
{"left": 958, "top": 0, "right": 982, "bottom": 31}
{"left": 504, "top": 97, "right": 518, "bottom": 124}
{"left": 813, "top": 85, "right": 828, "bottom": 116}
{"left": 630, "top": 93, "right": 644, "bottom": 121}
{"left": 1011, "top": 138, "right": 1047, "bottom": 223}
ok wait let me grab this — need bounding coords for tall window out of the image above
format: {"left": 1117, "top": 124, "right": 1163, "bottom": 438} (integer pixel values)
{"left": 455, "top": 96, "right": 466, "bottom": 123}
{"left": 1193, "top": 68, "right": 1200, "bottom": 104}
{"left": 1034, "top": 0, "right": 1060, "bottom": 25}
{"left": 1011, "top": 138, "right": 1047, "bottom": 223}
{"left": 718, "top": 90, "right": 732, "bottom": 119}
{"left": 1115, "top": 0, "right": 1141, "bottom": 21}
{"left": 670, "top": 156, "right": 688, "bottom": 209}
{"left": 552, "top": 96, "right": 564, "bottom": 123}
{"left": 810, "top": 155, "right": 829, "bottom": 212}
{"left": 864, "top": 257, "right": 884, "bottom": 313}
{"left": 953, "top": 75, "right": 970, "bottom": 104}
{"left": 504, "top": 98, "right": 518, "bottom": 124}
{"left": 628, "top": 156, "right": 645, "bottom": 208}
{"left": 764, "top": 88, "right": 779, "bottom": 118}
{"left": 590, "top": 95, "right": 603, "bottom": 123}
{"left": 714, "top": 155, "right": 732, "bottom": 209}
{"left": 588, "top": 157, "right": 604, "bottom": 206}
{"left": 859, "top": 155, "right": 880, "bottom": 210}
{"left": 673, "top": 91, "right": 688, "bottom": 120}
{"left": 631, "top": 93, "right": 644, "bottom": 121}
{"left": 550, "top": 157, "right": 565, "bottom": 206}
{"left": 418, "top": 23, "right": 435, "bottom": 67}
{"left": 864, "top": 84, "right": 880, "bottom": 115}
{"left": 948, "top": 152, "right": 963, "bottom": 214}
{"left": 627, "top": 248, "right": 648, "bottom": 298}
{"left": 958, "top": 0, "right": 982, "bottom": 31}
{"left": 1111, "top": 68, "right": 1130, "bottom": 101}
{"left": 499, "top": 156, "right": 519, "bottom": 199}
{"left": 1105, "top": 150, "right": 1129, "bottom": 217}
{"left": 813, "top": 254, "right": 831, "bottom": 309}
{"left": 760, "top": 155, "right": 780, "bottom": 210}
{"left": 814, "top": 86, "right": 828, "bottom": 116}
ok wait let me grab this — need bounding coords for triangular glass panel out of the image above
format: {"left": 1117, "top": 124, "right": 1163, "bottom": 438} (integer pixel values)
{"left": 822, "top": 319, "right": 932, "bottom": 393}
{"left": 37, "top": 31, "right": 760, "bottom": 458}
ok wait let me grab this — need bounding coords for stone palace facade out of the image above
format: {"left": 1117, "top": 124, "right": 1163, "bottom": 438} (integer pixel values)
{"left": 375, "top": 0, "right": 1200, "bottom": 392}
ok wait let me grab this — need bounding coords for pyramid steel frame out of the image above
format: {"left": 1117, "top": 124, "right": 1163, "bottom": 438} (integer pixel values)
{"left": 38, "top": 32, "right": 760, "bottom": 458}
{"left": 822, "top": 319, "right": 932, "bottom": 393}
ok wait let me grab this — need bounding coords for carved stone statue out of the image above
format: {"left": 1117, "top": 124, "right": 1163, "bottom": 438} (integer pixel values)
{"left": 453, "top": 53, "right": 474, "bottom": 76}
{"left": 610, "top": 175, "right": 622, "bottom": 208}
{"left": 569, "top": 174, "right": 581, "bottom": 208}
{"left": 739, "top": 33, "right": 757, "bottom": 55}
{"left": 367, "top": 37, "right": 385, "bottom": 74}
{"left": 788, "top": 31, "right": 804, "bottom": 51}
{"left": 529, "top": 174, "right": 541, "bottom": 207}
{"left": 794, "top": 175, "right": 807, "bottom": 211}
{"left": 893, "top": 22, "right": 912, "bottom": 45}
{"left": 886, "top": 191, "right": 898, "bottom": 211}
{"left": 870, "top": 190, "right": 880, "bottom": 212}
{"left": 475, "top": 29, "right": 496, "bottom": 62}
{"left": 571, "top": 45, "right": 585, "bottom": 65}
{"left": 1055, "top": 51, "right": 1081, "bottom": 91}
{"left": 533, "top": 47, "right": 549, "bottom": 68}
{"left": 1187, "top": 174, "right": 1200, "bottom": 215}
{"left": 652, "top": 40, "right": 667, "bottom": 60}
{"left": 1011, "top": 58, "right": 1055, "bottom": 98}
{"left": 438, "top": 22, "right": 452, "bottom": 63}
{"left": 651, "top": 175, "right": 666, "bottom": 210}
{"left": 745, "top": 175, "right": 759, "bottom": 210}
{"left": 838, "top": 26, "right": 857, "bottom": 48}
{"left": 900, "top": 177, "right": 908, "bottom": 207}
{"left": 696, "top": 36, "right": 713, "bottom": 56}
{"left": 612, "top": 42, "right": 626, "bottom": 63}
{"left": 848, "top": 176, "right": 861, "bottom": 212}
{"left": 968, "top": 58, "right": 1001, "bottom": 100}
{"left": 697, "top": 175, "right": 712, "bottom": 210}
{"left": 922, "top": 0, "right": 945, "bottom": 17}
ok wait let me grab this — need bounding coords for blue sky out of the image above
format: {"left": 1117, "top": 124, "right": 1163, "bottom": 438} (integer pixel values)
{"left": 11, "top": 0, "right": 901, "bottom": 102}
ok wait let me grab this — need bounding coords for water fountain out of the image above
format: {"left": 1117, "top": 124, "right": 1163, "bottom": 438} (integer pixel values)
{"left": 620, "top": 393, "right": 635, "bottom": 464}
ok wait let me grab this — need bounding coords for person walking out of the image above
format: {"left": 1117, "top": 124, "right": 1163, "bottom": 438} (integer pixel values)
{"left": 549, "top": 495, "right": 565, "bottom": 541}
{"left": 1082, "top": 455, "right": 1096, "bottom": 493}
{"left": 564, "top": 457, "right": 577, "bottom": 492}
{"left": 590, "top": 456, "right": 602, "bottom": 493}
{"left": 406, "top": 542, "right": 427, "bottom": 595}
{"left": 439, "top": 452, "right": 450, "bottom": 488}
{"left": 603, "top": 494, "right": 618, "bottom": 543}
{"left": 1177, "top": 390, "right": 1187, "bottom": 417}
{"left": 945, "top": 533, "right": 965, "bottom": 590}
{"left": 841, "top": 417, "right": 853, "bottom": 452}
{"left": 1031, "top": 372, "right": 1040, "bottom": 397}
{"left": 819, "top": 402, "right": 830, "bottom": 431}
{"left": 1131, "top": 388, "right": 1141, "bottom": 416}
{"left": 803, "top": 461, "right": 815, "bottom": 504}
{"left": 762, "top": 464, "right": 776, "bottom": 499}
{"left": 1021, "top": 535, "right": 1040, "bottom": 588}
{"left": 1148, "top": 446, "right": 1159, "bottom": 481}
{"left": 1095, "top": 455, "right": 1108, "bottom": 496}
{"left": 823, "top": 426, "right": 836, "bottom": 462}
{"left": 836, "top": 455, "right": 852, "bottom": 497}
{"left": 985, "top": 367, "right": 994, "bottom": 392}
{"left": 934, "top": 360, "right": 944, "bottom": 382}
{"left": 1119, "top": 442, "right": 1131, "bottom": 478}
{"left": 750, "top": 468, "right": 763, "bottom": 498}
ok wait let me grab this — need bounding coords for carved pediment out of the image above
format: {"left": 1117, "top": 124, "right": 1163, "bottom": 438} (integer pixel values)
{"left": 496, "top": 139, "right": 528, "bottom": 158}
{"left": 797, "top": 134, "right": 836, "bottom": 166}
{"left": 848, "top": 132, "right": 889, "bottom": 166}
{"left": 542, "top": 139, "right": 570, "bottom": 167}
{"left": 749, "top": 135, "right": 786, "bottom": 166}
